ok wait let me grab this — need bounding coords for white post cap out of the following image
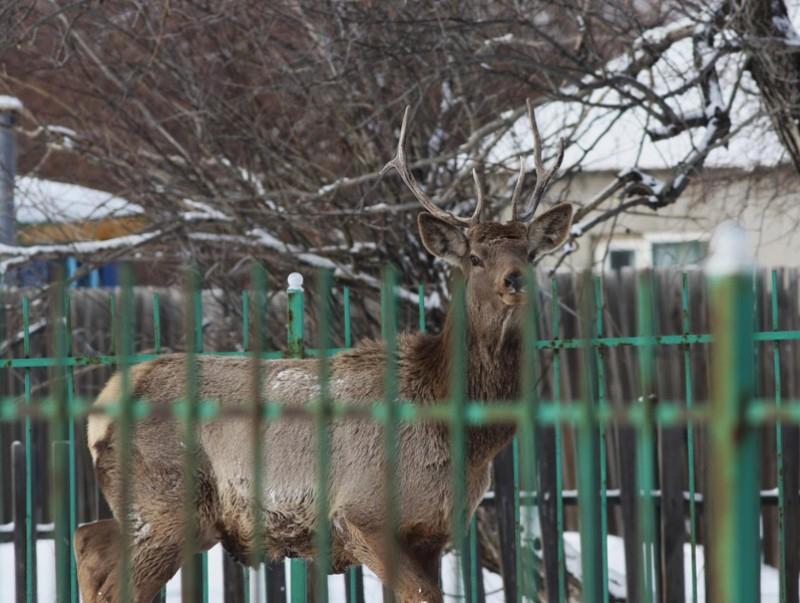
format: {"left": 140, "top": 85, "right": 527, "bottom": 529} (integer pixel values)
{"left": 705, "top": 221, "right": 755, "bottom": 276}
{"left": 287, "top": 272, "right": 304, "bottom": 291}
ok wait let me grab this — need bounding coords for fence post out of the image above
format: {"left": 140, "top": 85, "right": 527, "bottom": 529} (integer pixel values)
{"left": 21, "top": 296, "right": 37, "bottom": 603}
{"left": 0, "top": 95, "right": 20, "bottom": 248}
{"left": 706, "top": 222, "right": 760, "bottom": 603}
{"left": 286, "top": 273, "right": 308, "bottom": 603}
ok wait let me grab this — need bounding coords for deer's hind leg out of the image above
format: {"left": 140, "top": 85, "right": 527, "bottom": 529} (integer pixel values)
{"left": 74, "top": 514, "right": 184, "bottom": 603}
{"left": 74, "top": 519, "right": 120, "bottom": 603}
{"left": 80, "top": 430, "right": 216, "bottom": 602}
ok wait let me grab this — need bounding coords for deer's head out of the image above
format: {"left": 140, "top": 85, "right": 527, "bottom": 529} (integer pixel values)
{"left": 383, "top": 104, "right": 573, "bottom": 331}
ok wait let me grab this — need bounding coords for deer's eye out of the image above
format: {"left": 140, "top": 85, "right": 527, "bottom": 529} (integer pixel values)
{"left": 470, "top": 255, "right": 484, "bottom": 267}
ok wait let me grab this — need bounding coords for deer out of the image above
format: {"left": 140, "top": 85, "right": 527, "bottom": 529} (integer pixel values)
{"left": 74, "top": 102, "right": 572, "bottom": 603}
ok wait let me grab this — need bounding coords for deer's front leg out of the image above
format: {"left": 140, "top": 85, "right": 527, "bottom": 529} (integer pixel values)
{"left": 339, "top": 517, "right": 443, "bottom": 603}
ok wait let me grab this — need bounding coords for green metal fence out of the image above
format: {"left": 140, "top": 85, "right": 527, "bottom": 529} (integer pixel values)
{"left": 1, "top": 243, "right": 799, "bottom": 602}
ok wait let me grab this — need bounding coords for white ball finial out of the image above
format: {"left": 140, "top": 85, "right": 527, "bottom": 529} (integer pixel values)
{"left": 705, "top": 221, "right": 755, "bottom": 276}
{"left": 287, "top": 272, "right": 304, "bottom": 291}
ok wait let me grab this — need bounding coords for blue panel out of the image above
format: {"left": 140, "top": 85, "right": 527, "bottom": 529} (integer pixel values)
{"left": 99, "top": 263, "right": 119, "bottom": 287}
{"left": 66, "top": 256, "right": 78, "bottom": 288}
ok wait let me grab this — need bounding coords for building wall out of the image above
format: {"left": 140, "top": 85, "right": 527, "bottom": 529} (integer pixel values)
{"left": 526, "top": 165, "right": 800, "bottom": 271}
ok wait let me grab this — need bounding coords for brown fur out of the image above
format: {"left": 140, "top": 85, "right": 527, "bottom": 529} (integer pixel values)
{"left": 75, "top": 206, "right": 572, "bottom": 603}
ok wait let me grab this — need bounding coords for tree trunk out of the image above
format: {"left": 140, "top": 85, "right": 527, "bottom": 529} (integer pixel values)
{"left": 730, "top": 0, "right": 800, "bottom": 172}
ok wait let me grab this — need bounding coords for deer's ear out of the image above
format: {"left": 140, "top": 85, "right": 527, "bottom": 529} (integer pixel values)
{"left": 527, "top": 203, "right": 573, "bottom": 253}
{"left": 418, "top": 213, "right": 468, "bottom": 266}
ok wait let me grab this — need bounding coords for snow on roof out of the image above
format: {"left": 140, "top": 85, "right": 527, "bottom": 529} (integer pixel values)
{"left": 14, "top": 176, "right": 141, "bottom": 224}
{"left": 489, "top": 15, "right": 796, "bottom": 172}
{"left": 0, "top": 96, "right": 23, "bottom": 112}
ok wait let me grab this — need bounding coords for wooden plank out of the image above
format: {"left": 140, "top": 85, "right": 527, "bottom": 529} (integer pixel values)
{"left": 492, "top": 445, "right": 518, "bottom": 603}
{"left": 223, "top": 551, "right": 246, "bottom": 603}
{"left": 537, "top": 424, "right": 560, "bottom": 602}
{"left": 13, "top": 440, "right": 27, "bottom": 603}
{"left": 267, "top": 560, "right": 288, "bottom": 602}
{"left": 782, "top": 420, "right": 799, "bottom": 603}
{"left": 658, "top": 422, "right": 685, "bottom": 603}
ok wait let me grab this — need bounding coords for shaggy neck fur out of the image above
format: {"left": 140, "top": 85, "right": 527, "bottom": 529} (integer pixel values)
{"left": 403, "top": 300, "right": 521, "bottom": 466}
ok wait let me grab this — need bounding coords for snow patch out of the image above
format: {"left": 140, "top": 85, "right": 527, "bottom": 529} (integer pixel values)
{"left": 14, "top": 176, "right": 141, "bottom": 224}
{"left": 0, "top": 96, "right": 23, "bottom": 112}
{"left": 488, "top": 15, "right": 790, "bottom": 172}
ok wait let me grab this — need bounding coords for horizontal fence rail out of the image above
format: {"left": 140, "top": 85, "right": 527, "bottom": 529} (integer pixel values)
{"left": 0, "top": 257, "right": 798, "bottom": 603}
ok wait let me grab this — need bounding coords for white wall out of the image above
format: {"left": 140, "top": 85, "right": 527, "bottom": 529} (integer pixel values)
{"left": 515, "top": 166, "right": 800, "bottom": 271}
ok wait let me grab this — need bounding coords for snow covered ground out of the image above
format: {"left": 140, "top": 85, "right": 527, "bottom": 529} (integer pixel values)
{"left": 0, "top": 532, "right": 787, "bottom": 601}
{"left": 0, "top": 541, "right": 504, "bottom": 602}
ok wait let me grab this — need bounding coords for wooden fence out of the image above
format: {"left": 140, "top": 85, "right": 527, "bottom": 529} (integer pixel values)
{"left": 0, "top": 267, "right": 799, "bottom": 601}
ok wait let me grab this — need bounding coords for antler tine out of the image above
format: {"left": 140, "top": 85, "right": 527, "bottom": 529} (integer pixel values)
{"left": 509, "top": 157, "right": 526, "bottom": 221}
{"left": 516, "top": 98, "right": 566, "bottom": 223}
{"left": 470, "top": 168, "right": 487, "bottom": 226}
{"left": 381, "top": 106, "right": 471, "bottom": 228}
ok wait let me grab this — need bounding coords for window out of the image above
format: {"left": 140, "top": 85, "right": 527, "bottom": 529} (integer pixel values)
{"left": 652, "top": 240, "right": 708, "bottom": 268}
{"left": 595, "top": 233, "right": 709, "bottom": 271}
{"left": 609, "top": 249, "right": 635, "bottom": 270}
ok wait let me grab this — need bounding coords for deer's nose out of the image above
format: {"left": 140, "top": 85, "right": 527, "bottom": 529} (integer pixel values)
{"left": 503, "top": 271, "right": 523, "bottom": 293}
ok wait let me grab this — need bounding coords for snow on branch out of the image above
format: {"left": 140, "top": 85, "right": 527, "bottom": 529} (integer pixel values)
{"left": 189, "top": 229, "right": 441, "bottom": 309}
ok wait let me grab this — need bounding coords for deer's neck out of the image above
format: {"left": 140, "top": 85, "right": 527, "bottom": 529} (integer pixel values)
{"left": 406, "top": 306, "right": 521, "bottom": 466}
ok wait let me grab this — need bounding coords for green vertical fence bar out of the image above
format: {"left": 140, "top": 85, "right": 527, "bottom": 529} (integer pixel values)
{"left": 772, "top": 269, "right": 788, "bottom": 603}
{"left": 343, "top": 285, "right": 352, "bottom": 348}
{"left": 593, "top": 275, "right": 609, "bottom": 603}
{"left": 22, "top": 295, "right": 36, "bottom": 603}
{"left": 635, "top": 270, "right": 656, "bottom": 603}
{"left": 63, "top": 291, "right": 79, "bottom": 603}
{"left": 315, "top": 269, "right": 334, "bottom": 603}
{"left": 153, "top": 292, "right": 162, "bottom": 354}
{"left": 513, "top": 436, "right": 522, "bottom": 603}
{"left": 195, "top": 283, "right": 209, "bottom": 603}
{"left": 53, "top": 274, "right": 71, "bottom": 603}
{"left": 247, "top": 272, "right": 264, "bottom": 603}
{"left": 449, "top": 274, "right": 467, "bottom": 600}
{"left": 343, "top": 284, "right": 364, "bottom": 603}
{"left": 109, "top": 293, "right": 116, "bottom": 356}
{"left": 417, "top": 283, "right": 426, "bottom": 333}
{"left": 550, "top": 277, "right": 566, "bottom": 603}
{"left": 518, "top": 270, "right": 540, "bottom": 599}
{"left": 53, "top": 440, "right": 71, "bottom": 603}
{"left": 287, "top": 272, "right": 308, "bottom": 603}
{"left": 706, "top": 225, "right": 760, "bottom": 603}
{"left": 466, "top": 518, "right": 481, "bottom": 603}
{"left": 152, "top": 291, "right": 168, "bottom": 603}
{"left": 242, "top": 289, "right": 250, "bottom": 353}
{"left": 382, "top": 266, "right": 400, "bottom": 602}
{"left": 681, "top": 272, "right": 699, "bottom": 603}
{"left": 576, "top": 272, "right": 601, "bottom": 603}
{"left": 181, "top": 268, "right": 205, "bottom": 603}
{"left": 117, "top": 266, "right": 136, "bottom": 603}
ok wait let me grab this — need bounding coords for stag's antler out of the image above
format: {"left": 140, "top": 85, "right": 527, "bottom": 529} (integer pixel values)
{"left": 382, "top": 106, "right": 486, "bottom": 228}
{"left": 511, "top": 99, "right": 566, "bottom": 223}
